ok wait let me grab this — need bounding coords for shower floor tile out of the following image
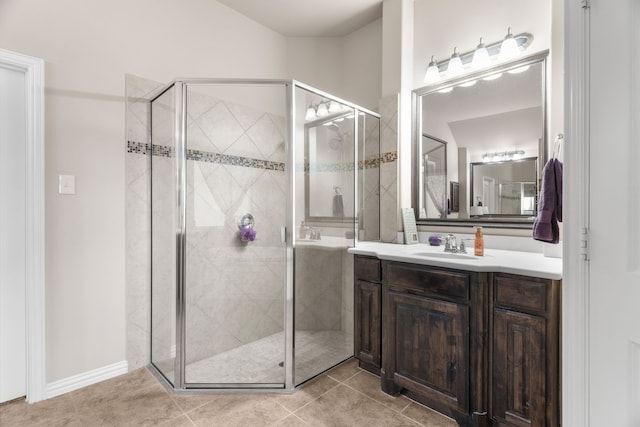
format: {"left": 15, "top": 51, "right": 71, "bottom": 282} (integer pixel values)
{"left": 184, "top": 330, "right": 352, "bottom": 385}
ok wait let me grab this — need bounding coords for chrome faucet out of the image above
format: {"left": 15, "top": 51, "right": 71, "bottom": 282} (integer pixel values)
{"left": 308, "top": 227, "right": 321, "bottom": 240}
{"left": 443, "top": 234, "right": 472, "bottom": 254}
{"left": 443, "top": 234, "right": 457, "bottom": 253}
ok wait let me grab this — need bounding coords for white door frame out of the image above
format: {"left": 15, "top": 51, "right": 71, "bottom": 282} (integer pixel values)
{"left": 0, "top": 49, "right": 45, "bottom": 403}
{"left": 563, "top": 1, "right": 590, "bottom": 425}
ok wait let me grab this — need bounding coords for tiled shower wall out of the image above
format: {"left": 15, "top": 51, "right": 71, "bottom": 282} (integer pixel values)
{"left": 126, "top": 75, "right": 288, "bottom": 369}
{"left": 379, "top": 94, "right": 400, "bottom": 243}
{"left": 125, "top": 76, "right": 372, "bottom": 372}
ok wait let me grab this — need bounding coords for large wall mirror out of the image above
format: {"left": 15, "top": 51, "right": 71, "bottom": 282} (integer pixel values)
{"left": 412, "top": 51, "right": 548, "bottom": 228}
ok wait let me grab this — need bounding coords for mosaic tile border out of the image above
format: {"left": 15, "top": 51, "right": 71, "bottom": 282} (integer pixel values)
{"left": 127, "top": 141, "right": 284, "bottom": 171}
{"left": 127, "top": 141, "right": 396, "bottom": 173}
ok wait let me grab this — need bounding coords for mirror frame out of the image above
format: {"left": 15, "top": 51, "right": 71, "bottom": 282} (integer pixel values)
{"left": 412, "top": 50, "right": 549, "bottom": 229}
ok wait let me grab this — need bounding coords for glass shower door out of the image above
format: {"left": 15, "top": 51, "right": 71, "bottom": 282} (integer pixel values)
{"left": 182, "top": 83, "right": 288, "bottom": 387}
{"left": 293, "top": 85, "right": 357, "bottom": 386}
{"left": 150, "top": 84, "right": 178, "bottom": 386}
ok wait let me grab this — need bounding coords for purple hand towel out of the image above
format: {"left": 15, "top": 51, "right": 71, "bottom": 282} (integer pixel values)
{"left": 533, "top": 158, "right": 563, "bottom": 243}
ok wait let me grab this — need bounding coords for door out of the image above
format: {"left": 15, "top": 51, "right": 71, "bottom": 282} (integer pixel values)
{"left": 587, "top": 0, "right": 640, "bottom": 425}
{"left": 0, "top": 64, "right": 27, "bottom": 403}
{"left": 482, "top": 176, "right": 495, "bottom": 214}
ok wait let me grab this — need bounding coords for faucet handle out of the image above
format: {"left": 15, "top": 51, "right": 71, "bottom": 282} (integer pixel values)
{"left": 458, "top": 238, "right": 473, "bottom": 254}
{"left": 444, "top": 234, "right": 457, "bottom": 252}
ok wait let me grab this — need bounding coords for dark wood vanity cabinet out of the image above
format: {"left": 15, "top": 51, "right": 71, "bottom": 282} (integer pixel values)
{"left": 353, "top": 255, "right": 561, "bottom": 427}
{"left": 491, "top": 273, "right": 561, "bottom": 427}
{"left": 381, "top": 261, "right": 488, "bottom": 426}
{"left": 354, "top": 256, "right": 382, "bottom": 374}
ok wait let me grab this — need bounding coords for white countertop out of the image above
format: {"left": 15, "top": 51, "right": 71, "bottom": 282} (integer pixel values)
{"left": 348, "top": 242, "right": 562, "bottom": 280}
{"left": 296, "top": 235, "right": 351, "bottom": 250}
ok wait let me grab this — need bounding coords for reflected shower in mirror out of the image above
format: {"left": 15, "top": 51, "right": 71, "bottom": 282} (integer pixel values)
{"left": 470, "top": 158, "right": 538, "bottom": 217}
{"left": 419, "top": 135, "right": 447, "bottom": 219}
{"left": 305, "top": 110, "right": 356, "bottom": 221}
{"left": 412, "top": 51, "right": 548, "bottom": 228}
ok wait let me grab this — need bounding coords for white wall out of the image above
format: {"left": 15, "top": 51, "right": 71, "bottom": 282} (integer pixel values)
{"left": 286, "top": 18, "right": 382, "bottom": 111}
{"left": 0, "top": 0, "right": 288, "bottom": 383}
{"left": 412, "top": 0, "right": 551, "bottom": 89}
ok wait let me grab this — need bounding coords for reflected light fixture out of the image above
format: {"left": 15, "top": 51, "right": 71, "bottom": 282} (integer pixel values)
{"left": 423, "top": 29, "right": 532, "bottom": 87}
{"left": 305, "top": 100, "right": 354, "bottom": 122}
{"left": 305, "top": 105, "right": 317, "bottom": 121}
{"left": 316, "top": 102, "right": 329, "bottom": 117}
{"left": 482, "top": 149, "right": 525, "bottom": 163}
{"left": 328, "top": 100, "right": 342, "bottom": 114}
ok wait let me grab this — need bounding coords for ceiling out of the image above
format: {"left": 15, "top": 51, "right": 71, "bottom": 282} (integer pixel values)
{"left": 216, "top": 0, "right": 384, "bottom": 37}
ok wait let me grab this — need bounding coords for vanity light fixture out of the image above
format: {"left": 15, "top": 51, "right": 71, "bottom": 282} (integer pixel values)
{"left": 305, "top": 100, "right": 351, "bottom": 121}
{"left": 482, "top": 149, "right": 525, "bottom": 163}
{"left": 471, "top": 37, "right": 490, "bottom": 69}
{"left": 423, "top": 28, "right": 533, "bottom": 85}
{"left": 446, "top": 47, "right": 464, "bottom": 77}
{"left": 424, "top": 56, "right": 440, "bottom": 84}
{"left": 498, "top": 27, "right": 519, "bottom": 61}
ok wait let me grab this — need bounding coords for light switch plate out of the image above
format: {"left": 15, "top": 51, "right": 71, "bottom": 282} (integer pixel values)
{"left": 59, "top": 175, "right": 75, "bottom": 195}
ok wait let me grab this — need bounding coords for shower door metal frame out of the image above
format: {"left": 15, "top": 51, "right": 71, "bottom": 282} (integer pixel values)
{"left": 149, "top": 78, "right": 379, "bottom": 392}
{"left": 175, "top": 79, "right": 294, "bottom": 391}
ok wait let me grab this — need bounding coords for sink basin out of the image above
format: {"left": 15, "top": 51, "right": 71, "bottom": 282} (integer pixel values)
{"left": 413, "top": 251, "right": 478, "bottom": 260}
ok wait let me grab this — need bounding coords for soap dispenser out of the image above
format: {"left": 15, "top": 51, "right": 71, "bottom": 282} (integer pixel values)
{"left": 474, "top": 226, "right": 484, "bottom": 256}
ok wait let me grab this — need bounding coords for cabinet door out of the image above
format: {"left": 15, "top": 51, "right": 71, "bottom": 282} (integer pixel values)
{"left": 386, "top": 291, "right": 469, "bottom": 414}
{"left": 493, "top": 308, "right": 546, "bottom": 427}
{"left": 355, "top": 280, "right": 381, "bottom": 370}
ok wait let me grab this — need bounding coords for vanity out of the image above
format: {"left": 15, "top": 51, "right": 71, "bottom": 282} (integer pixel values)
{"left": 350, "top": 243, "right": 561, "bottom": 427}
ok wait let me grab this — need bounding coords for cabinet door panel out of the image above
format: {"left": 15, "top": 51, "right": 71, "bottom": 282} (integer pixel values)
{"left": 388, "top": 291, "right": 468, "bottom": 411}
{"left": 493, "top": 308, "right": 545, "bottom": 427}
{"left": 355, "top": 280, "right": 381, "bottom": 368}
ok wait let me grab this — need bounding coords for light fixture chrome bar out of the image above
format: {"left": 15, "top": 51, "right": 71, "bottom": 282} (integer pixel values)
{"left": 431, "top": 32, "right": 533, "bottom": 73}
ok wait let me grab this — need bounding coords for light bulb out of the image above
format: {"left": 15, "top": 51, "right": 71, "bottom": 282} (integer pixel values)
{"left": 446, "top": 47, "right": 464, "bottom": 77}
{"left": 328, "top": 101, "right": 341, "bottom": 113}
{"left": 471, "top": 37, "right": 490, "bottom": 69}
{"left": 424, "top": 56, "right": 441, "bottom": 84}
{"left": 499, "top": 27, "right": 519, "bottom": 61}
{"left": 305, "top": 106, "right": 316, "bottom": 121}
{"left": 316, "top": 102, "right": 328, "bottom": 117}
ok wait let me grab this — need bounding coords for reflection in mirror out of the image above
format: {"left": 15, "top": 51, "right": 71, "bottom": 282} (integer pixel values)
{"left": 300, "top": 88, "right": 381, "bottom": 240}
{"left": 470, "top": 158, "right": 537, "bottom": 217}
{"left": 419, "top": 135, "right": 447, "bottom": 219}
{"left": 305, "top": 110, "right": 356, "bottom": 221}
{"left": 413, "top": 51, "right": 548, "bottom": 228}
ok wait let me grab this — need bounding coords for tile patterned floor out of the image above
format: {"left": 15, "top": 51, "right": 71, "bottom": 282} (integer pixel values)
{"left": 0, "top": 359, "right": 457, "bottom": 427}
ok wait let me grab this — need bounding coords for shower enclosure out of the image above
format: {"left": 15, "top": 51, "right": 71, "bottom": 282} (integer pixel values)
{"left": 149, "top": 79, "right": 380, "bottom": 390}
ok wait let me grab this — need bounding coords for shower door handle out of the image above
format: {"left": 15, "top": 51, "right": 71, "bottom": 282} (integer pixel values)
{"left": 280, "top": 226, "right": 287, "bottom": 244}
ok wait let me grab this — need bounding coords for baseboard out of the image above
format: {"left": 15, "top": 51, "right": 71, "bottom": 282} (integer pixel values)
{"left": 45, "top": 360, "right": 129, "bottom": 399}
